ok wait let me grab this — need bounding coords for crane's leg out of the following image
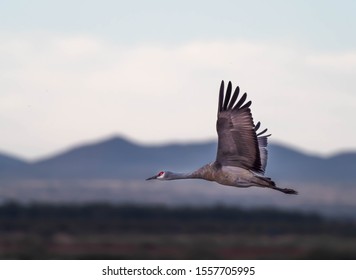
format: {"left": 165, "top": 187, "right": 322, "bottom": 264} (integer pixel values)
{"left": 252, "top": 174, "right": 298, "bottom": 195}
{"left": 270, "top": 186, "right": 298, "bottom": 195}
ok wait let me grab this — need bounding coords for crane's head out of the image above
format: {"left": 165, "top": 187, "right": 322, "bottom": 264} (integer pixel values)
{"left": 146, "top": 171, "right": 167, "bottom": 180}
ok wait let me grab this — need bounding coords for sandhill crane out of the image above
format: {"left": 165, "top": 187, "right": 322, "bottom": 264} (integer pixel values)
{"left": 147, "top": 81, "right": 298, "bottom": 195}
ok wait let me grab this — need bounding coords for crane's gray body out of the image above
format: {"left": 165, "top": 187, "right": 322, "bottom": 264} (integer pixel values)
{"left": 147, "top": 81, "right": 297, "bottom": 195}
{"left": 163, "top": 163, "right": 276, "bottom": 189}
{"left": 201, "top": 164, "right": 270, "bottom": 188}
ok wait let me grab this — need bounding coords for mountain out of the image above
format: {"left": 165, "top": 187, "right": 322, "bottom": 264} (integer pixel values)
{"left": 33, "top": 136, "right": 217, "bottom": 179}
{"left": 0, "top": 135, "right": 355, "bottom": 184}
{"left": 0, "top": 153, "right": 29, "bottom": 172}
{"left": 267, "top": 144, "right": 356, "bottom": 184}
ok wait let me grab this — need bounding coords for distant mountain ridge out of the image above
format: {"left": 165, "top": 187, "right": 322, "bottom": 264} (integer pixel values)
{"left": 0, "top": 136, "right": 355, "bottom": 184}
{"left": 0, "top": 153, "right": 28, "bottom": 171}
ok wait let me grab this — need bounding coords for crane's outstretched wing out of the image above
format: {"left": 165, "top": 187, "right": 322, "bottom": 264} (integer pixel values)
{"left": 216, "top": 81, "right": 270, "bottom": 174}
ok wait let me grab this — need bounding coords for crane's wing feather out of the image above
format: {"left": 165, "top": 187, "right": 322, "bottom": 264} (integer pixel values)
{"left": 254, "top": 121, "right": 271, "bottom": 174}
{"left": 216, "top": 81, "right": 270, "bottom": 173}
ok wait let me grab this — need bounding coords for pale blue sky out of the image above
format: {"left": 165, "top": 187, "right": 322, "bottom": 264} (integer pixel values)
{"left": 1, "top": 0, "right": 356, "bottom": 159}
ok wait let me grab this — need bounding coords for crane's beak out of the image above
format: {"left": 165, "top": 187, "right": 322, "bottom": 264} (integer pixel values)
{"left": 146, "top": 175, "right": 157, "bottom": 180}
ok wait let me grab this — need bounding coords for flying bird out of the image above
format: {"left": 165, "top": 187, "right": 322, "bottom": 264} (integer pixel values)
{"left": 147, "top": 81, "right": 298, "bottom": 195}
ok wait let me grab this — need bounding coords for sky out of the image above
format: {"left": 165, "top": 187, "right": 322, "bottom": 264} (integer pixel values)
{"left": 1, "top": 0, "right": 356, "bottom": 160}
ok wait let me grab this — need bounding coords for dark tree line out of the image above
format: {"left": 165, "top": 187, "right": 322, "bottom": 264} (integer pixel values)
{"left": 0, "top": 202, "right": 354, "bottom": 236}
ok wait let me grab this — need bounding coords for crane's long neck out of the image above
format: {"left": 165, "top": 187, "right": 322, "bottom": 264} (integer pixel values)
{"left": 166, "top": 164, "right": 213, "bottom": 181}
{"left": 166, "top": 171, "right": 200, "bottom": 180}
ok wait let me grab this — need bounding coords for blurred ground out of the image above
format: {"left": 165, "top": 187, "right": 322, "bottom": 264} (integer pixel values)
{"left": 0, "top": 203, "right": 355, "bottom": 259}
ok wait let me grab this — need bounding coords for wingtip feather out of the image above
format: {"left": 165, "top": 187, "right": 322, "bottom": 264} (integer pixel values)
{"left": 218, "top": 80, "right": 224, "bottom": 114}
{"left": 227, "top": 85, "right": 240, "bottom": 109}
{"left": 223, "top": 81, "right": 232, "bottom": 110}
